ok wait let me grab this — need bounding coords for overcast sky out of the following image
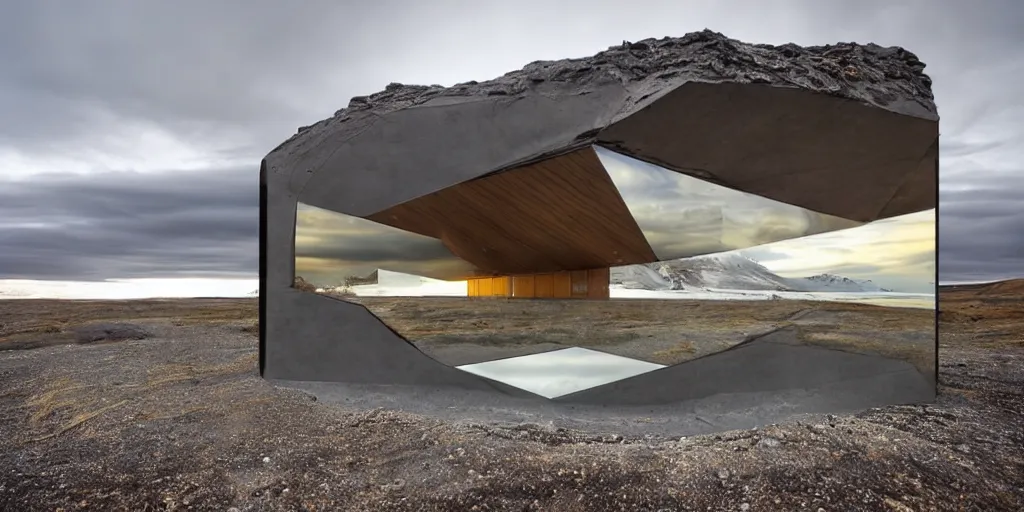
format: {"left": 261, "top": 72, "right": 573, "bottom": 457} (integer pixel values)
{"left": 741, "top": 210, "right": 935, "bottom": 293}
{"left": 1, "top": 0, "right": 1021, "bottom": 297}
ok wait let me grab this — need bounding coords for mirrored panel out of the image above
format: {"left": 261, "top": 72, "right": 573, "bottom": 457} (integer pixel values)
{"left": 457, "top": 347, "right": 666, "bottom": 398}
{"left": 595, "top": 145, "right": 862, "bottom": 261}
{"left": 294, "top": 162, "right": 935, "bottom": 400}
{"left": 610, "top": 209, "right": 936, "bottom": 384}
{"left": 294, "top": 202, "right": 483, "bottom": 297}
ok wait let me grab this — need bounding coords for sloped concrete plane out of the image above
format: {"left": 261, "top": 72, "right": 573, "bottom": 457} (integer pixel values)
{"left": 260, "top": 31, "right": 938, "bottom": 428}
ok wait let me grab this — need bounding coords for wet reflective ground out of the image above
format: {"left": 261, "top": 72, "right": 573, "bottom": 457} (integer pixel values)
{"left": 343, "top": 296, "right": 936, "bottom": 384}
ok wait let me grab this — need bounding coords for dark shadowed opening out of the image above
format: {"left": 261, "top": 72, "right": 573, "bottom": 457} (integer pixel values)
{"left": 259, "top": 159, "right": 267, "bottom": 376}
{"left": 934, "top": 138, "right": 940, "bottom": 383}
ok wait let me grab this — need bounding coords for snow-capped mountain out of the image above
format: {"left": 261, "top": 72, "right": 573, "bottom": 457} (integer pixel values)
{"left": 799, "top": 274, "right": 890, "bottom": 292}
{"left": 611, "top": 253, "right": 892, "bottom": 293}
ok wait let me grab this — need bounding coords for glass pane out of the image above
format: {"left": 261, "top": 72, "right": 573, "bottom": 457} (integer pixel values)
{"left": 294, "top": 202, "right": 482, "bottom": 295}
{"left": 595, "top": 145, "right": 862, "bottom": 261}
{"left": 609, "top": 209, "right": 936, "bottom": 383}
{"left": 457, "top": 347, "right": 666, "bottom": 398}
{"left": 294, "top": 192, "right": 935, "bottom": 399}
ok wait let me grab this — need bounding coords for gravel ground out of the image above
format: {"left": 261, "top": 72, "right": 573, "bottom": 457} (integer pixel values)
{"left": 0, "top": 304, "right": 1021, "bottom": 511}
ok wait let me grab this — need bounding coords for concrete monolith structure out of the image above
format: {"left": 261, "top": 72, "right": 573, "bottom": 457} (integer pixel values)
{"left": 260, "top": 30, "right": 937, "bottom": 409}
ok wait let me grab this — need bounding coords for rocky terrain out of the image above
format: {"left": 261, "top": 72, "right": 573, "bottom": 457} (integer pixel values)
{"left": 276, "top": 29, "right": 936, "bottom": 160}
{"left": 0, "top": 286, "right": 1019, "bottom": 510}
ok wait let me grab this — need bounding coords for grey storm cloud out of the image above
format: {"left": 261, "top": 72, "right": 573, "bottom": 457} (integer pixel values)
{"left": 0, "top": 0, "right": 1022, "bottom": 284}
{"left": 0, "top": 168, "right": 258, "bottom": 280}
{"left": 939, "top": 172, "right": 1024, "bottom": 283}
{"left": 0, "top": 0, "right": 453, "bottom": 157}
{"left": 295, "top": 232, "right": 456, "bottom": 264}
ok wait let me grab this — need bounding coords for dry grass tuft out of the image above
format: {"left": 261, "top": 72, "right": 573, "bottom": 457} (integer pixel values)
{"left": 27, "top": 378, "right": 91, "bottom": 424}
{"left": 142, "top": 406, "right": 209, "bottom": 422}
{"left": 145, "top": 353, "right": 259, "bottom": 388}
{"left": 23, "top": 377, "right": 132, "bottom": 442}
{"left": 650, "top": 340, "right": 697, "bottom": 365}
{"left": 28, "top": 400, "right": 129, "bottom": 443}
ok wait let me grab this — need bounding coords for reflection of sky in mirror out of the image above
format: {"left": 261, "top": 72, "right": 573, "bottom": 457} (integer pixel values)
{"left": 294, "top": 203, "right": 480, "bottom": 286}
{"left": 740, "top": 209, "right": 936, "bottom": 294}
{"left": 595, "top": 146, "right": 861, "bottom": 260}
{"left": 456, "top": 347, "right": 664, "bottom": 398}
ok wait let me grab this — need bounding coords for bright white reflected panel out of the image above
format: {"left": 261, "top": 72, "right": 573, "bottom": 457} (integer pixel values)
{"left": 456, "top": 347, "right": 665, "bottom": 398}
{"left": 595, "top": 146, "right": 861, "bottom": 261}
{"left": 346, "top": 269, "right": 467, "bottom": 297}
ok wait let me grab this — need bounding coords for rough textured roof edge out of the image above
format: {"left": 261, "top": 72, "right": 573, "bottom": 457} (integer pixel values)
{"left": 270, "top": 29, "right": 937, "bottom": 158}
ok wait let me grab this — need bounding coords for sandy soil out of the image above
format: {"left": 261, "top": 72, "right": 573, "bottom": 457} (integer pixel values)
{"left": 0, "top": 294, "right": 1020, "bottom": 511}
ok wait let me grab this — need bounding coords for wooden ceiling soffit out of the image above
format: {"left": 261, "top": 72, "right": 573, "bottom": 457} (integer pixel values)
{"left": 365, "top": 147, "right": 657, "bottom": 275}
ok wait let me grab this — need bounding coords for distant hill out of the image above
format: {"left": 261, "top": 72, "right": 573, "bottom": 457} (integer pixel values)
{"left": 940, "top": 278, "right": 1024, "bottom": 297}
{"left": 611, "top": 253, "right": 892, "bottom": 293}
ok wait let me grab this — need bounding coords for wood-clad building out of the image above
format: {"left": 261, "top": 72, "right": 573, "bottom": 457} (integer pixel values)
{"left": 467, "top": 268, "right": 610, "bottom": 300}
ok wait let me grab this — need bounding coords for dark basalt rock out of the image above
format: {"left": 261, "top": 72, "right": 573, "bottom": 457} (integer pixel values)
{"left": 279, "top": 29, "right": 936, "bottom": 152}
{"left": 74, "top": 323, "right": 152, "bottom": 344}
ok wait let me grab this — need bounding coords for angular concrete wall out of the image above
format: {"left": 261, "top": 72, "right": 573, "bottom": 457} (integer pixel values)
{"left": 260, "top": 30, "right": 938, "bottom": 408}
{"left": 260, "top": 153, "right": 542, "bottom": 397}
